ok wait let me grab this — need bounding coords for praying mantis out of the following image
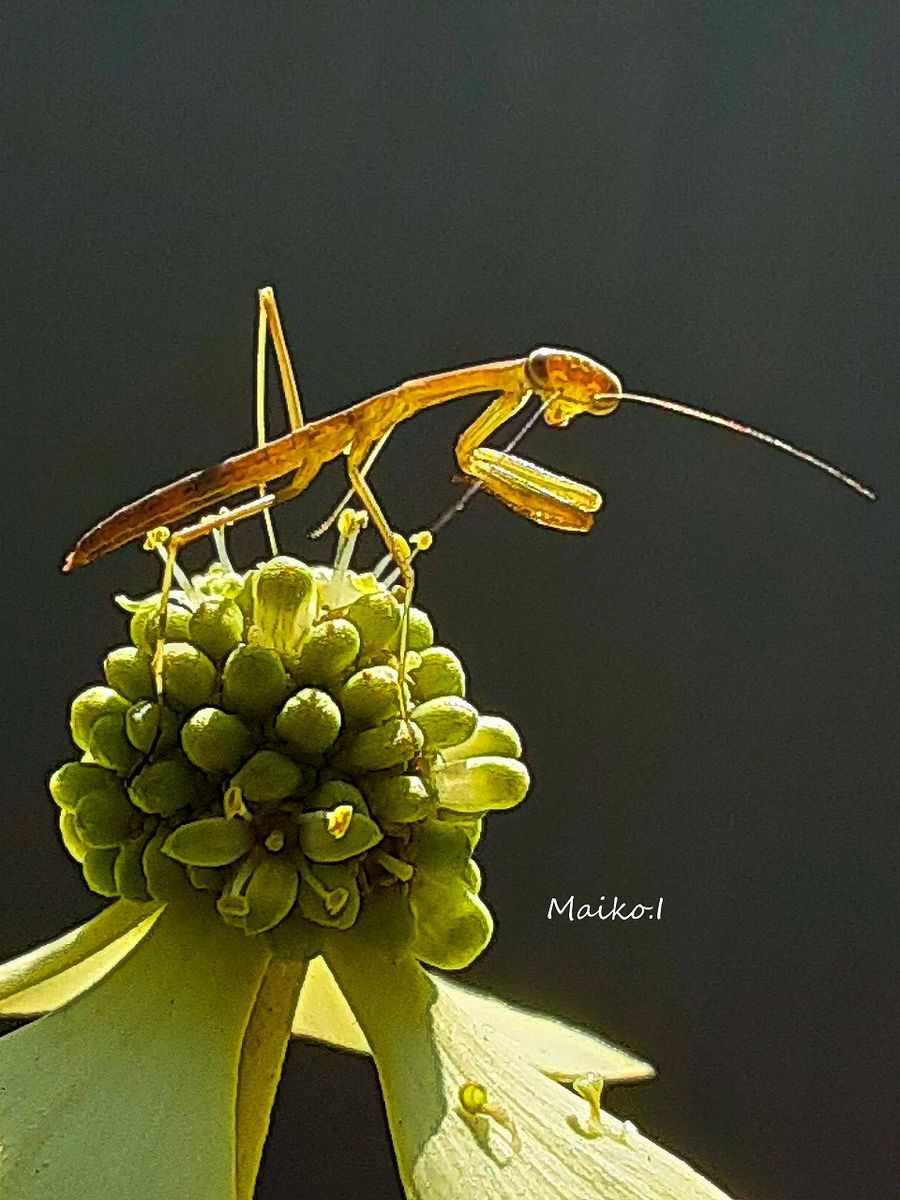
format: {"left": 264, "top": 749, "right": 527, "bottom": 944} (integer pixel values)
{"left": 63, "top": 285, "right": 875, "bottom": 697}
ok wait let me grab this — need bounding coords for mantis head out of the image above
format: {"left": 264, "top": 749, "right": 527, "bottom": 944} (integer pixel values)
{"left": 523, "top": 345, "right": 874, "bottom": 500}
{"left": 525, "top": 347, "right": 622, "bottom": 425}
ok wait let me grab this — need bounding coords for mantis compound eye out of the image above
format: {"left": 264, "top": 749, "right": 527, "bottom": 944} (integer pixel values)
{"left": 524, "top": 347, "right": 556, "bottom": 391}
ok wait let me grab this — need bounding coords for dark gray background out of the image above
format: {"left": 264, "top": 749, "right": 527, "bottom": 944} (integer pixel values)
{"left": 1, "top": 4, "right": 897, "bottom": 1199}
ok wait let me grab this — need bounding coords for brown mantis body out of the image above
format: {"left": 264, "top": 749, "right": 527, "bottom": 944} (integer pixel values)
{"left": 62, "top": 287, "right": 874, "bottom": 712}
{"left": 64, "top": 286, "right": 874, "bottom": 590}
{"left": 64, "top": 329, "right": 621, "bottom": 581}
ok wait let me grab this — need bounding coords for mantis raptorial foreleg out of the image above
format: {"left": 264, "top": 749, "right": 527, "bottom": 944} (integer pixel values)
{"left": 453, "top": 385, "right": 601, "bottom": 531}
{"left": 454, "top": 384, "right": 533, "bottom": 472}
{"left": 462, "top": 447, "right": 602, "bottom": 532}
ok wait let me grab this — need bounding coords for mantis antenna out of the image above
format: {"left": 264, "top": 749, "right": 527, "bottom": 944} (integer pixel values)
{"left": 427, "top": 387, "right": 875, "bottom": 537}
{"left": 611, "top": 391, "right": 876, "bottom": 500}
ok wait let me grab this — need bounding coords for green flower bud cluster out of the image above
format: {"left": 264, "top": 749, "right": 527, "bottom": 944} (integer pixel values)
{"left": 50, "top": 555, "right": 529, "bottom": 967}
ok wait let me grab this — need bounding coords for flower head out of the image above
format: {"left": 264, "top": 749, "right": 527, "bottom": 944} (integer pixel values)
{"left": 0, "top": 523, "right": 737, "bottom": 1199}
{"left": 51, "top": 520, "right": 528, "bottom": 968}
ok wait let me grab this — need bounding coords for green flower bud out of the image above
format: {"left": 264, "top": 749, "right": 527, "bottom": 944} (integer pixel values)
{"left": 159, "top": 642, "right": 217, "bottom": 711}
{"left": 410, "top": 696, "right": 478, "bottom": 749}
{"left": 230, "top": 749, "right": 304, "bottom": 805}
{"left": 409, "top": 818, "right": 473, "bottom": 881}
{"left": 124, "top": 700, "right": 179, "bottom": 754}
{"left": 141, "top": 827, "right": 194, "bottom": 901}
{"left": 49, "top": 761, "right": 122, "bottom": 812}
{"left": 297, "top": 861, "right": 360, "bottom": 929}
{"left": 74, "top": 787, "right": 140, "bottom": 849}
{"left": 339, "top": 666, "right": 406, "bottom": 728}
{"left": 130, "top": 603, "right": 192, "bottom": 653}
{"left": 297, "top": 806, "right": 383, "bottom": 863}
{"left": 308, "top": 779, "right": 369, "bottom": 817}
{"left": 188, "top": 597, "right": 245, "bottom": 662}
{"left": 58, "top": 810, "right": 88, "bottom": 862}
{"left": 103, "top": 646, "right": 155, "bottom": 702}
{"left": 441, "top": 714, "right": 523, "bottom": 761}
{"left": 291, "top": 617, "right": 361, "bottom": 686}
{"left": 193, "top": 564, "right": 247, "bottom": 601}
{"left": 70, "top": 686, "right": 129, "bottom": 751}
{"left": 222, "top": 644, "right": 290, "bottom": 717}
{"left": 187, "top": 864, "right": 228, "bottom": 892}
{"left": 114, "top": 832, "right": 153, "bottom": 902}
{"left": 364, "top": 774, "right": 432, "bottom": 825}
{"left": 129, "top": 751, "right": 208, "bottom": 817}
{"left": 216, "top": 891, "right": 251, "bottom": 925}
{"left": 409, "top": 647, "right": 466, "bottom": 701}
{"left": 351, "top": 886, "right": 417, "bottom": 955}
{"left": 275, "top": 688, "right": 342, "bottom": 755}
{"left": 87, "top": 713, "right": 141, "bottom": 775}
{"left": 462, "top": 857, "right": 482, "bottom": 893}
{"left": 181, "top": 707, "right": 255, "bottom": 775}
{"left": 243, "top": 853, "right": 299, "bottom": 933}
{"left": 162, "top": 816, "right": 256, "bottom": 866}
{"left": 234, "top": 569, "right": 258, "bottom": 622}
{"left": 437, "top": 813, "right": 483, "bottom": 850}
{"left": 61, "top": 553, "right": 520, "bottom": 958}
{"left": 411, "top": 880, "right": 493, "bottom": 969}
{"left": 389, "top": 607, "right": 434, "bottom": 652}
{"left": 81, "top": 846, "right": 119, "bottom": 898}
{"left": 345, "top": 590, "right": 402, "bottom": 654}
{"left": 253, "top": 557, "right": 317, "bottom": 653}
{"left": 338, "top": 717, "right": 423, "bottom": 773}
{"left": 435, "top": 756, "right": 530, "bottom": 813}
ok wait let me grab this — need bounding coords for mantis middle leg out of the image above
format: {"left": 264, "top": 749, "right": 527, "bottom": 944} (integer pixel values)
{"left": 345, "top": 444, "right": 417, "bottom": 723}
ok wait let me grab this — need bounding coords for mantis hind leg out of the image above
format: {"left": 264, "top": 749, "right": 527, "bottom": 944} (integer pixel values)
{"left": 255, "top": 286, "right": 305, "bottom": 554}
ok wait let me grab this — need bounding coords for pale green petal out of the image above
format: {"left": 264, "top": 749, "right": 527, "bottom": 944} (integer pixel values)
{"left": 0, "top": 900, "right": 161, "bottom": 1016}
{"left": 430, "top": 976, "right": 654, "bottom": 1086}
{"left": 325, "top": 924, "right": 733, "bottom": 1200}
{"left": 235, "top": 958, "right": 307, "bottom": 1200}
{"left": 292, "top": 951, "right": 370, "bottom": 1054}
{"left": 0, "top": 896, "right": 269, "bottom": 1200}
{"left": 0, "top": 903, "right": 654, "bottom": 1090}
{"left": 293, "top": 955, "right": 654, "bottom": 1085}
